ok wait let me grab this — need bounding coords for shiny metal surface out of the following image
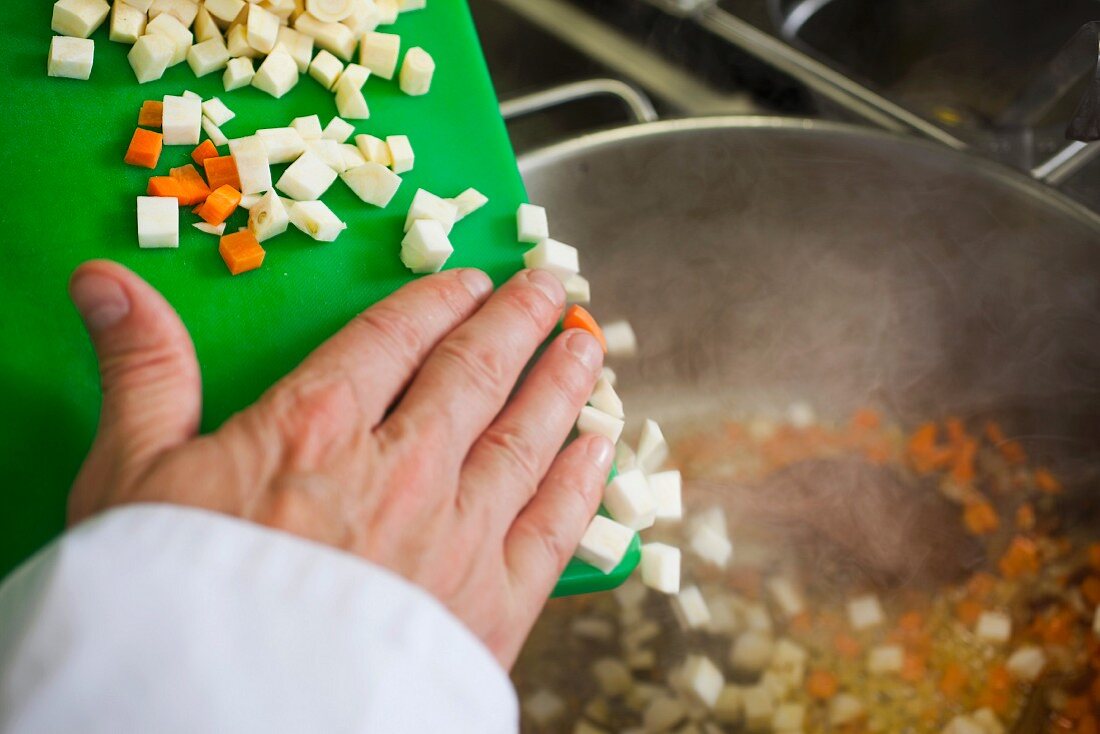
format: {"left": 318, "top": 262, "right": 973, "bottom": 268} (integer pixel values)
{"left": 500, "top": 79, "right": 659, "bottom": 124}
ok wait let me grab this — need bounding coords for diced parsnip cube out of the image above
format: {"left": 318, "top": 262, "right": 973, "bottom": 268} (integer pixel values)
{"left": 275, "top": 26, "right": 314, "bottom": 71}
{"left": 187, "top": 36, "right": 230, "bottom": 76}
{"left": 321, "top": 116, "right": 355, "bottom": 143}
{"left": 587, "top": 377, "right": 623, "bottom": 419}
{"left": 636, "top": 419, "right": 668, "bottom": 472}
{"left": 252, "top": 49, "right": 299, "bottom": 98}
{"left": 353, "top": 134, "right": 390, "bottom": 166}
{"left": 247, "top": 191, "right": 289, "bottom": 242}
{"left": 292, "top": 114, "right": 324, "bottom": 140}
{"left": 523, "top": 239, "right": 579, "bottom": 284}
{"left": 375, "top": 0, "right": 399, "bottom": 23}
{"left": 522, "top": 689, "right": 565, "bottom": 728}
{"left": 181, "top": 89, "right": 200, "bottom": 100}
{"left": 1005, "top": 645, "right": 1046, "bottom": 682}
{"left": 975, "top": 611, "right": 1012, "bottom": 644}
{"left": 640, "top": 542, "right": 680, "bottom": 595}
{"left": 204, "top": 0, "right": 245, "bottom": 23}
{"left": 309, "top": 49, "right": 344, "bottom": 89}
{"left": 575, "top": 515, "right": 633, "bottom": 574}
{"left": 404, "top": 189, "right": 458, "bottom": 234}
{"left": 400, "top": 219, "right": 453, "bottom": 274}
{"left": 162, "top": 95, "right": 202, "bottom": 145}
{"left": 126, "top": 0, "right": 153, "bottom": 10}
{"left": 145, "top": 12, "right": 191, "bottom": 66}
{"left": 52, "top": 0, "right": 110, "bottom": 38}
{"left": 246, "top": 4, "right": 280, "bottom": 53}
{"left": 48, "top": 36, "right": 95, "bottom": 80}
{"left": 137, "top": 196, "right": 179, "bottom": 248}
{"left": 693, "top": 506, "right": 728, "bottom": 537}
{"left": 576, "top": 405, "right": 625, "bottom": 444}
{"left": 192, "top": 6, "right": 220, "bottom": 44}
{"left": 305, "top": 0, "right": 354, "bottom": 22}
{"left": 128, "top": 32, "right": 173, "bottom": 82}
{"left": 601, "top": 366, "right": 617, "bottom": 386}
{"left": 202, "top": 117, "right": 228, "bottom": 146}
{"left": 649, "top": 470, "right": 682, "bottom": 522}
{"left": 766, "top": 577, "right": 805, "bottom": 618}
{"left": 288, "top": 200, "right": 346, "bottom": 241}
{"left": 773, "top": 703, "right": 805, "bottom": 733}
{"left": 341, "top": 162, "right": 401, "bottom": 207}
{"left": 846, "top": 594, "right": 885, "bottom": 631}
{"left": 277, "top": 150, "right": 338, "bottom": 200}
{"left": 336, "top": 62, "right": 370, "bottom": 89}
{"left": 829, "top": 693, "right": 865, "bottom": 727}
{"left": 359, "top": 31, "right": 400, "bottom": 79}
{"left": 344, "top": 0, "right": 382, "bottom": 34}
{"left": 294, "top": 12, "right": 356, "bottom": 60}
{"left": 517, "top": 203, "right": 549, "bottom": 243}
{"left": 263, "top": 0, "right": 296, "bottom": 18}
{"left": 193, "top": 221, "right": 226, "bottom": 236}
{"left": 713, "top": 686, "right": 742, "bottom": 724}
{"left": 202, "top": 98, "right": 235, "bottom": 126}
{"left": 339, "top": 143, "right": 367, "bottom": 170}
{"left": 335, "top": 81, "right": 370, "bottom": 119}
{"left": 867, "top": 644, "right": 904, "bottom": 674}
{"left": 604, "top": 469, "right": 656, "bottom": 531}
{"left": 398, "top": 46, "right": 434, "bottom": 95}
{"left": 679, "top": 655, "right": 724, "bottom": 709}
{"left": 688, "top": 522, "right": 733, "bottom": 568}
{"left": 227, "top": 25, "right": 261, "bottom": 59}
{"left": 238, "top": 194, "right": 263, "bottom": 210}
{"left": 306, "top": 139, "right": 346, "bottom": 172}
{"left": 672, "top": 585, "right": 711, "bottom": 630}
{"left": 615, "top": 440, "right": 637, "bottom": 472}
{"left": 398, "top": 0, "right": 425, "bottom": 9}
{"left": 228, "top": 135, "right": 272, "bottom": 194}
{"left": 257, "top": 127, "right": 306, "bottom": 164}
{"left": 565, "top": 274, "right": 590, "bottom": 304}
{"left": 591, "top": 657, "right": 632, "bottom": 697}
{"left": 643, "top": 695, "right": 687, "bottom": 732}
{"left": 449, "top": 188, "right": 487, "bottom": 220}
{"left": 730, "top": 630, "right": 774, "bottom": 673}
{"left": 223, "top": 56, "right": 255, "bottom": 90}
{"left": 386, "top": 134, "right": 414, "bottom": 173}
{"left": 603, "top": 320, "right": 638, "bottom": 358}
{"left": 148, "top": 0, "right": 197, "bottom": 26}
{"left": 740, "top": 685, "right": 774, "bottom": 731}
{"left": 972, "top": 708, "right": 1006, "bottom": 734}
{"left": 109, "top": 1, "right": 147, "bottom": 44}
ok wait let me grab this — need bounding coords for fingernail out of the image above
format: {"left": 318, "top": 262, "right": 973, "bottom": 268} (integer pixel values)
{"left": 71, "top": 273, "right": 130, "bottom": 332}
{"left": 587, "top": 435, "right": 614, "bottom": 467}
{"left": 565, "top": 330, "right": 603, "bottom": 370}
{"left": 525, "top": 269, "right": 565, "bottom": 306}
{"left": 458, "top": 268, "right": 492, "bottom": 299}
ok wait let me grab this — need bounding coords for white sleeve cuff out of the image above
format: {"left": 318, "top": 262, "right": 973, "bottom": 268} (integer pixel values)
{"left": 0, "top": 504, "right": 518, "bottom": 734}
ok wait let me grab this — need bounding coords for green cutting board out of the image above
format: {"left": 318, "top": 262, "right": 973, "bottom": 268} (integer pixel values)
{"left": 0, "top": 1, "right": 638, "bottom": 595}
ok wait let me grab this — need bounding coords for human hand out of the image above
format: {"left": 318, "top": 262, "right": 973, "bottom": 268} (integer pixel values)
{"left": 66, "top": 260, "right": 611, "bottom": 668}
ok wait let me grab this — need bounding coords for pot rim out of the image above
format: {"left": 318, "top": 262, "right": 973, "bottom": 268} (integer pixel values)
{"left": 517, "top": 116, "right": 1100, "bottom": 234}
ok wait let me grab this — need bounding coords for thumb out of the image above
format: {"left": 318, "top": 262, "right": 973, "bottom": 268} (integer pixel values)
{"left": 68, "top": 261, "right": 201, "bottom": 522}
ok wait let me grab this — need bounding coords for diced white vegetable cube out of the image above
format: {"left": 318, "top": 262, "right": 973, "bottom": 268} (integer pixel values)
{"left": 275, "top": 26, "right": 315, "bottom": 72}
{"left": 137, "top": 196, "right": 179, "bottom": 248}
{"left": 294, "top": 12, "right": 356, "bottom": 60}
{"left": 48, "top": 36, "right": 95, "bottom": 80}
{"left": 867, "top": 644, "right": 904, "bottom": 674}
{"left": 192, "top": 6, "right": 220, "bottom": 44}
{"left": 398, "top": 0, "right": 425, "bottom": 10}
{"left": 322, "top": 116, "right": 355, "bottom": 143}
{"left": 400, "top": 219, "right": 453, "bottom": 274}
{"left": 693, "top": 506, "right": 728, "bottom": 537}
{"left": 672, "top": 585, "right": 711, "bottom": 630}
{"left": 767, "top": 577, "right": 805, "bottom": 618}
{"left": 344, "top": 0, "right": 382, "bottom": 34}
{"left": 972, "top": 708, "right": 1006, "bottom": 734}
{"left": 109, "top": 1, "right": 147, "bottom": 44}
{"left": 339, "top": 144, "right": 367, "bottom": 170}
{"left": 252, "top": 49, "right": 299, "bottom": 98}
{"left": 248, "top": 191, "right": 290, "bottom": 242}
{"left": 571, "top": 617, "right": 615, "bottom": 641}
{"left": 847, "top": 594, "right": 885, "bottom": 631}
{"left": 354, "top": 134, "right": 391, "bottom": 166}
{"left": 449, "top": 188, "right": 488, "bottom": 220}
{"left": 305, "top": 0, "right": 354, "bottom": 21}
{"left": 743, "top": 602, "right": 773, "bottom": 633}
{"left": 773, "top": 703, "right": 805, "bottom": 733}
{"left": 336, "top": 62, "right": 370, "bottom": 89}
{"left": 730, "top": 630, "right": 774, "bottom": 673}
{"left": 128, "top": 33, "right": 173, "bottom": 82}
{"left": 601, "top": 366, "right": 617, "bottom": 386}
{"left": 180, "top": 89, "right": 200, "bottom": 100}
{"left": 308, "top": 49, "right": 344, "bottom": 89}
{"left": 565, "top": 274, "right": 590, "bottom": 304}
{"left": 713, "top": 686, "right": 742, "bottom": 724}
{"left": 771, "top": 638, "right": 808, "bottom": 682}
{"left": 523, "top": 239, "right": 579, "bottom": 284}
{"left": 603, "top": 469, "right": 656, "bottom": 531}
{"left": 386, "top": 134, "right": 414, "bottom": 173}
{"left": 162, "top": 94, "right": 202, "bottom": 145}
{"left": 228, "top": 136, "right": 272, "bottom": 195}
{"left": 615, "top": 440, "right": 636, "bottom": 472}
{"left": 975, "top": 611, "right": 1012, "bottom": 645}
{"left": 944, "top": 715, "right": 986, "bottom": 734}
{"left": 517, "top": 203, "right": 549, "bottom": 243}
{"left": 288, "top": 200, "right": 347, "bottom": 241}
{"left": 204, "top": 0, "right": 245, "bottom": 23}
{"left": 52, "top": 0, "right": 110, "bottom": 38}
{"left": 186, "top": 36, "right": 230, "bottom": 76}
{"left": 829, "top": 693, "right": 865, "bottom": 727}
{"left": 277, "top": 150, "right": 338, "bottom": 200}
{"left": 591, "top": 657, "right": 632, "bottom": 697}
{"left": 307, "top": 139, "right": 346, "bottom": 172}
{"left": 643, "top": 695, "right": 687, "bottom": 733}
{"left": 375, "top": 0, "right": 399, "bottom": 23}
{"left": 292, "top": 114, "right": 324, "bottom": 140}
{"left": 404, "top": 189, "right": 458, "bottom": 234}
{"left": 1005, "top": 645, "right": 1046, "bottom": 682}
{"left": 202, "top": 117, "right": 228, "bottom": 147}
{"left": 227, "top": 24, "right": 261, "bottom": 59}
{"left": 649, "top": 470, "right": 682, "bottom": 522}
{"left": 193, "top": 221, "right": 226, "bottom": 236}
{"left": 399, "top": 46, "right": 434, "bottom": 95}
{"left": 636, "top": 418, "right": 668, "bottom": 473}
{"left": 238, "top": 193, "right": 262, "bottom": 210}
{"left": 201, "top": 98, "right": 235, "bottom": 127}
{"left": 257, "top": 127, "right": 306, "bottom": 164}
{"left": 359, "top": 31, "right": 400, "bottom": 79}
{"left": 575, "top": 514, "right": 633, "bottom": 574}
{"left": 522, "top": 689, "right": 565, "bottom": 728}
{"left": 341, "top": 162, "right": 401, "bottom": 207}
{"left": 679, "top": 655, "right": 724, "bottom": 709}
{"left": 688, "top": 522, "right": 733, "bottom": 568}
{"left": 640, "top": 542, "right": 680, "bottom": 595}
{"left": 576, "top": 405, "right": 625, "bottom": 444}
{"left": 145, "top": 12, "right": 191, "bottom": 65}
{"left": 335, "top": 81, "right": 370, "bottom": 119}
{"left": 603, "top": 320, "right": 638, "bottom": 357}
{"left": 223, "top": 56, "right": 255, "bottom": 90}
{"left": 246, "top": 4, "right": 280, "bottom": 53}
{"left": 148, "top": 0, "right": 197, "bottom": 26}
{"left": 587, "top": 377, "right": 623, "bottom": 419}
{"left": 741, "top": 685, "right": 774, "bottom": 731}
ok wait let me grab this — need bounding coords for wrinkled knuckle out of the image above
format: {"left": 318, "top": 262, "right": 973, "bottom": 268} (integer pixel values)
{"left": 480, "top": 427, "right": 542, "bottom": 488}
{"left": 100, "top": 344, "right": 191, "bottom": 395}
{"left": 505, "top": 286, "right": 557, "bottom": 330}
{"left": 268, "top": 376, "right": 360, "bottom": 455}
{"left": 355, "top": 306, "right": 424, "bottom": 371}
{"left": 528, "top": 519, "right": 572, "bottom": 568}
{"left": 437, "top": 338, "right": 506, "bottom": 394}
{"left": 430, "top": 275, "right": 479, "bottom": 320}
{"left": 548, "top": 356, "right": 593, "bottom": 403}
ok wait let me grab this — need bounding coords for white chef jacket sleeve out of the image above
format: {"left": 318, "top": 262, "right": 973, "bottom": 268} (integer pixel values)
{"left": 0, "top": 504, "right": 519, "bottom": 734}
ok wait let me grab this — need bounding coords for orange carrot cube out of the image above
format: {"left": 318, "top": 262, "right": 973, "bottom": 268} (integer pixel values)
{"left": 191, "top": 140, "right": 219, "bottom": 167}
{"left": 197, "top": 185, "right": 242, "bottom": 226}
{"left": 203, "top": 155, "right": 241, "bottom": 192}
{"left": 219, "top": 230, "right": 265, "bottom": 276}
{"left": 124, "top": 128, "right": 163, "bottom": 169}
{"left": 138, "top": 100, "right": 163, "bottom": 128}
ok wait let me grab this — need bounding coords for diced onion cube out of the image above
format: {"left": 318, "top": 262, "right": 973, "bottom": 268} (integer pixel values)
{"left": 847, "top": 594, "right": 885, "bottom": 631}
{"left": 128, "top": 33, "right": 173, "bottom": 83}
{"left": 640, "top": 542, "right": 680, "bottom": 595}
{"left": 649, "top": 470, "right": 682, "bottom": 522}
{"left": 162, "top": 94, "right": 201, "bottom": 145}
{"left": 672, "top": 585, "right": 711, "bottom": 630}
{"left": 576, "top": 405, "right": 625, "bottom": 444}
{"left": 288, "top": 200, "right": 346, "bottom": 242}
{"left": 575, "top": 515, "right": 633, "bottom": 574}
{"left": 517, "top": 203, "right": 549, "bottom": 243}
{"left": 137, "top": 196, "right": 179, "bottom": 248}
{"left": 975, "top": 611, "right": 1012, "bottom": 644}
{"left": 52, "top": 0, "right": 110, "bottom": 38}
{"left": 386, "top": 134, "right": 414, "bottom": 173}
{"left": 359, "top": 31, "right": 400, "bottom": 79}
{"left": 341, "top": 162, "right": 402, "bottom": 208}
{"left": 277, "top": 150, "right": 338, "bottom": 200}
{"left": 603, "top": 469, "right": 656, "bottom": 531}
{"left": 602, "top": 320, "right": 638, "bottom": 357}
{"left": 523, "top": 239, "right": 579, "bottom": 284}
{"left": 399, "top": 46, "right": 434, "bottom": 96}
{"left": 109, "top": 1, "right": 147, "bottom": 44}
{"left": 248, "top": 191, "right": 290, "bottom": 242}
{"left": 401, "top": 219, "right": 453, "bottom": 274}
{"left": 252, "top": 50, "right": 299, "bottom": 98}
{"left": 48, "top": 36, "right": 95, "bottom": 80}
{"left": 223, "top": 56, "right": 255, "bottom": 91}
{"left": 292, "top": 115, "right": 324, "bottom": 140}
